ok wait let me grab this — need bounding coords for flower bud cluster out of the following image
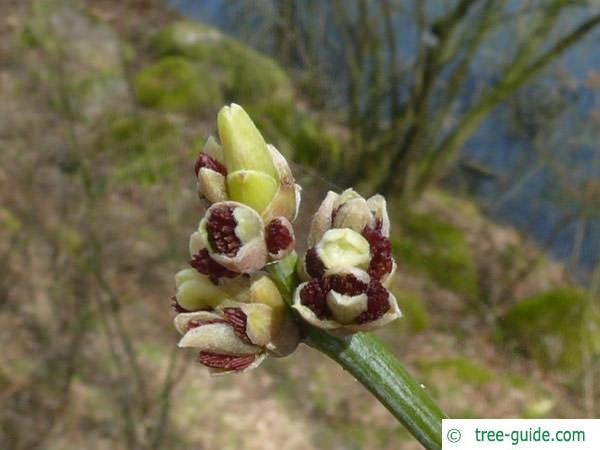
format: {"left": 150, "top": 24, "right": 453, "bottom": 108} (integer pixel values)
{"left": 174, "top": 270, "right": 299, "bottom": 374}
{"left": 190, "top": 104, "right": 300, "bottom": 281}
{"left": 173, "top": 104, "right": 402, "bottom": 373}
{"left": 173, "top": 104, "right": 300, "bottom": 373}
{"left": 293, "top": 189, "right": 401, "bottom": 333}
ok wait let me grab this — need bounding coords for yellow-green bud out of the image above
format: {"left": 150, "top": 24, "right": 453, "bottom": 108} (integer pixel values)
{"left": 172, "top": 272, "right": 300, "bottom": 373}
{"left": 217, "top": 103, "right": 278, "bottom": 178}
{"left": 316, "top": 228, "right": 371, "bottom": 270}
{"left": 217, "top": 104, "right": 282, "bottom": 213}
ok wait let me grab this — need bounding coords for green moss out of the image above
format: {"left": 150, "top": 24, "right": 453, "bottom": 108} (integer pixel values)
{"left": 134, "top": 56, "right": 221, "bottom": 114}
{"left": 98, "top": 113, "right": 181, "bottom": 185}
{"left": 418, "top": 357, "right": 494, "bottom": 386}
{"left": 19, "top": 1, "right": 128, "bottom": 118}
{"left": 0, "top": 208, "right": 21, "bottom": 231}
{"left": 150, "top": 21, "right": 293, "bottom": 105}
{"left": 499, "top": 288, "right": 600, "bottom": 371}
{"left": 151, "top": 21, "right": 216, "bottom": 58}
{"left": 392, "top": 212, "right": 478, "bottom": 298}
{"left": 227, "top": 45, "right": 293, "bottom": 104}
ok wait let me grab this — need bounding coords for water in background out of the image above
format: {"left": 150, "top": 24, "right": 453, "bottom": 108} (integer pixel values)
{"left": 167, "top": 0, "right": 600, "bottom": 276}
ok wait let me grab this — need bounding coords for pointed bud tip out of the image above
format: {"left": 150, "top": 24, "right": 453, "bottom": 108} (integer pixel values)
{"left": 217, "top": 104, "right": 277, "bottom": 179}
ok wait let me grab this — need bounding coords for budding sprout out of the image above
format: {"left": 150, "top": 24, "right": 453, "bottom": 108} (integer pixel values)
{"left": 172, "top": 105, "right": 401, "bottom": 372}
{"left": 295, "top": 189, "right": 401, "bottom": 333}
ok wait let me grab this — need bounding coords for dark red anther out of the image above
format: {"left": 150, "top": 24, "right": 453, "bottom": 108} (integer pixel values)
{"left": 194, "top": 152, "right": 227, "bottom": 177}
{"left": 187, "top": 318, "right": 228, "bottom": 329}
{"left": 206, "top": 205, "right": 242, "bottom": 257}
{"left": 197, "top": 352, "right": 256, "bottom": 371}
{"left": 322, "top": 273, "right": 368, "bottom": 296}
{"left": 265, "top": 218, "right": 293, "bottom": 254}
{"left": 355, "top": 280, "right": 390, "bottom": 323}
{"left": 362, "top": 225, "right": 393, "bottom": 280}
{"left": 299, "top": 280, "right": 329, "bottom": 319}
{"left": 190, "top": 249, "right": 238, "bottom": 284}
{"left": 305, "top": 247, "right": 326, "bottom": 278}
{"left": 223, "top": 308, "right": 253, "bottom": 345}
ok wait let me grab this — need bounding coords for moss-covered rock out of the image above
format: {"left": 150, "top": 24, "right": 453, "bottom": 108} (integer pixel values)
{"left": 227, "top": 46, "right": 293, "bottom": 104}
{"left": 134, "top": 57, "right": 221, "bottom": 114}
{"left": 151, "top": 20, "right": 224, "bottom": 60}
{"left": 147, "top": 21, "right": 338, "bottom": 164}
{"left": 19, "top": 0, "right": 128, "bottom": 119}
{"left": 98, "top": 113, "right": 182, "bottom": 184}
{"left": 149, "top": 21, "right": 293, "bottom": 105}
{"left": 392, "top": 212, "right": 478, "bottom": 298}
{"left": 499, "top": 288, "right": 600, "bottom": 371}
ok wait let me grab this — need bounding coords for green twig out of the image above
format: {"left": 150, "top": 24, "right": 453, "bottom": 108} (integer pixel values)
{"left": 268, "top": 253, "right": 447, "bottom": 450}
{"left": 305, "top": 329, "right": 446, "bottom": 450}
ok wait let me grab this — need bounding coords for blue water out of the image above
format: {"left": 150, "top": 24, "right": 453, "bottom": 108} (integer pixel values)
{"left": 167, "top": 0, "right": 600, "bottom": 276}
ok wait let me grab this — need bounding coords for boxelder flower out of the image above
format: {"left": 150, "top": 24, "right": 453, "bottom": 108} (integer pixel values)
{"left": 300, "top": 189, "right": 396, "bottom": 285}
{"left": 189, "top": 201, "right": 268, "bottom": 276}
{"left": 293, "top": 267, "right": 401, "bottom": 333}
{"left": 173, "top": 269, "right": 299, "bottom": 373}
{"left": 294, "top": 189, "right": 401, "bottom": 333}
{"left": 174, "top": 104, "right": 401, "bottom": 372}
{"left": 191, "top": 104, "right": 299, "bottom": 281}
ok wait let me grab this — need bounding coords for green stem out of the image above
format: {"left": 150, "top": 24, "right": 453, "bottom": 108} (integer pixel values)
{"left": 305, "top": 328, "right": 446, "bottom": 450}
{"left": 267, "top": 253, "right": 447, "bottom": 450}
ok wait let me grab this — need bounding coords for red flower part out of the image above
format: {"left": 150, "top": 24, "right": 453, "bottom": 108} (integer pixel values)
{"left": 194, "top": 152, "right": 227, "bottom": 177}
{"left": 305, "top": 247, "right": 326, "bottom": 278}
{"left": 355, "top": 280, "right": 390, "bottom": 323}
{"left": 223, "top": 307, "right": 253, "bottom": 345}
{"left": 197, "top": 352, "right": 256, "bottom": 371}
{"left": 265, "top": 218, "right": 293, "bottom": 254}
{"left": 362, "top": 224, "right": 393, "bottom": 280}
{"left": 299, "top": 279, "right": 328, "bottom": 319}
{"left": 330, "top": 204, "right": 342, "bottom": 225}
{"left": 189, "top": 249, "right": 238, "bottom": 284}
{"left": 188, "top": 318, "right": 228, "bottom": 329}
{"left": 321, "top": 273, "right": 368, "bottom": 296}
{"left": 206, "top": 205, "right": 241, "bottom": 257}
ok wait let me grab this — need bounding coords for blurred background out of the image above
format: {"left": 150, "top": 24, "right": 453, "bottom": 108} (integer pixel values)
{"left": 1, "top": 0, "right": 599, "bottom": 449}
